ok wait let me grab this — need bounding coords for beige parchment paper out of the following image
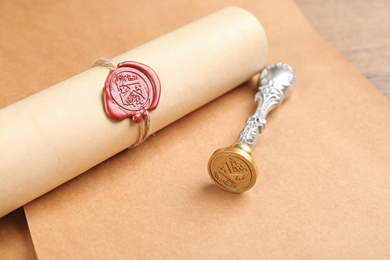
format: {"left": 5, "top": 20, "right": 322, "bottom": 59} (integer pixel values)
{"left": 0, "top": 7, "right": 268, "bottom": 218}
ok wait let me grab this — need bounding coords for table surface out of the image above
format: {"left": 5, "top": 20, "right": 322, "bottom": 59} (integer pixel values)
{"left": 295, "top": 0, "right": 390, "bottom": 99}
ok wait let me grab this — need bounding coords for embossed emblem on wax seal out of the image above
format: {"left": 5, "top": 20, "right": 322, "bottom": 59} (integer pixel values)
{"left": 208, "top": 142, "right": 258, "bottom": 193}
{"left": 103, "top": 61, "right": 161, "bottom": 123}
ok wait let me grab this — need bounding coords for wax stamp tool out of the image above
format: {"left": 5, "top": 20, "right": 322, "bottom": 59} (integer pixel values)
{"left": 207, "top": 62, "right": 296, "bottom": 193}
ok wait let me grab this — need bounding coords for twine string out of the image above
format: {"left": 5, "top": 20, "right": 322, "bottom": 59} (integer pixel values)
{"left": 93, "top": 58, "right": 151, "bottom": 148}
{"left": 128, "top": 112, "right": 151, "bottom": 148}
{"left": 93, "top": 58, "right": 117, "bottom": 70}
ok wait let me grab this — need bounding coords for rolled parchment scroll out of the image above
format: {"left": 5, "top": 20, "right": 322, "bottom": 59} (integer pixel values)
{"left": 0, "top": 7, "right": 268, "bottom": 217}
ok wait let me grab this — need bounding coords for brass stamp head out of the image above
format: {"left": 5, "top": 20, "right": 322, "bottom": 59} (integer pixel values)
{"left": 207, "top": 142, "right": 258, "bottom": 193}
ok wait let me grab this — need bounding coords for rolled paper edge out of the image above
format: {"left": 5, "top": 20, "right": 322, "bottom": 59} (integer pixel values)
{"left": 0, "top": 6, "right": 268, "bottom": 217}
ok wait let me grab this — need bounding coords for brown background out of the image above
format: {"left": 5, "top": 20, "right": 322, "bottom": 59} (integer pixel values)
{"left": 0, "top": 0, "right": 389, "bottom": 259}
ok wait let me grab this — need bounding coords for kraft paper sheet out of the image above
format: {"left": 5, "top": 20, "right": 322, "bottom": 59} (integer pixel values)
{"left": 1, "top": 0, "right": 390, "bottom": 259}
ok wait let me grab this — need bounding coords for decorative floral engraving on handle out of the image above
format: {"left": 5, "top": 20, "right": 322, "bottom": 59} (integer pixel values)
{"left": 238, "top": 63, "right": 296, "bottom": 148}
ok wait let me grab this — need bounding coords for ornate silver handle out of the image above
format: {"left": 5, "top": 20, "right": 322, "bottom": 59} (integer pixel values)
{"left": 238, "top": 63, "right": 296, "bottom": 148}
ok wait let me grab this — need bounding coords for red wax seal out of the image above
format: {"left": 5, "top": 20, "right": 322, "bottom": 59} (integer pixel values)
{"left": 103, "top": 61, "right": 161, "bottom": 123}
